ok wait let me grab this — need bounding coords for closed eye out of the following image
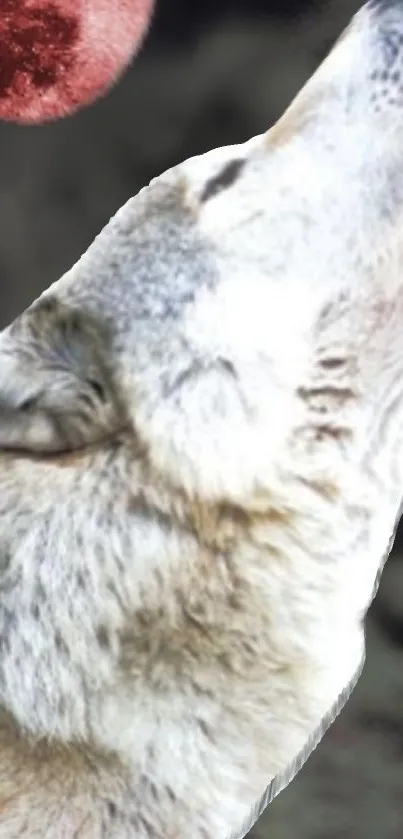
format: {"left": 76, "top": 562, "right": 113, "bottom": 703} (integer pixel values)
{"left": 86, "top": 378, "right": 107, "bottom": 403}
{"left": 17, "top": 395, "right": 40, "bottom": 413}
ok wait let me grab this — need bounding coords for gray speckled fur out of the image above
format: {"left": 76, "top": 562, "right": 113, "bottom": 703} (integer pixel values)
{"left": 1, "top": 2, "right": 403, "bottom": 837}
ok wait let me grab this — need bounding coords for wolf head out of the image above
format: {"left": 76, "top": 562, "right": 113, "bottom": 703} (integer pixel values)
{"left": 1, "top": 1, "right": 403, "bottom": 504}
{"left": 0, "top": 4, "right": 403, "bottom": 836}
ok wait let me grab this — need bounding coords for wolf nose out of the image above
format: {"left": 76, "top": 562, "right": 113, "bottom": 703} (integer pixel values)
{"left": 370, "top": 0, "right": 403, "bottom": 16}
{"left": 348, "top": 0, "right": 403, "bottom": 115}
{"left": 372, "top": 0, "right": 403, "bottom": 9}
{"left": 369, "top": 0, "right": 403, "bottom": 33}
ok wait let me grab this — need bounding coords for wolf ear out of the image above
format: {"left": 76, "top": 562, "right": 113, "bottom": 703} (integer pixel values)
{"left": 0, "top": 299, "right": 123, "bottom": 454}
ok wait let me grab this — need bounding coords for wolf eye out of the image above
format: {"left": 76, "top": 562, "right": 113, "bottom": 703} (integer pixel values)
{"left": 87, "top": 378, "right": 106, "bottom": 402}
{"left": 18, "top": 395, "right": 38, "bottom": 412}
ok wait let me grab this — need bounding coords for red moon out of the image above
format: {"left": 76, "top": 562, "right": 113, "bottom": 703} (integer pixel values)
{"left": 0, "top": 0, "right": 155, "bottom": 124}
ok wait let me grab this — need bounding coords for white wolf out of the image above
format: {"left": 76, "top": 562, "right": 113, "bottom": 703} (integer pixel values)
{"left": 0, "top": 1, "right": 401, "bottom": 836}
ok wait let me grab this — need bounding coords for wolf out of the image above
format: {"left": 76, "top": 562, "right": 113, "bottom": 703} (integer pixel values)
{"left": 0, "top": 1, "right": 402, "bottom": 836}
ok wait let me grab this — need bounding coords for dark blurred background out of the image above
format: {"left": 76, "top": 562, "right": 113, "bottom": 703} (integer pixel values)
{"left": 1, "top": 1, "right": 403, "bottom": 837}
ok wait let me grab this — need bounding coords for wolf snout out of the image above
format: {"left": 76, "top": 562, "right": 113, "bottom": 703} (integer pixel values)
{"left": 368, "top": 0, "right": 403, "bottom": 59}
{"left": 319, "top": 0, "right": 403, "bottom": 123}
{"left": 365, "top": 0, "right": 403, "bottom": 114}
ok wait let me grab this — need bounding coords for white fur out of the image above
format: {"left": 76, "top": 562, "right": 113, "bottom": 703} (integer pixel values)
{"left": 0, "top": 2, "right": 402, "bottom": 837}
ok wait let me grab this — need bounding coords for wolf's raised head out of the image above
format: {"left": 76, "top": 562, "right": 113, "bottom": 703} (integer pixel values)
{"left": 0, "top": 3, "right": 403, "bottom": 838}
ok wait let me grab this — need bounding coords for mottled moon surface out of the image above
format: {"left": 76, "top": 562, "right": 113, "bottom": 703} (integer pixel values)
{"left": 0, "top": 0, "right": 155, "bottom": 124}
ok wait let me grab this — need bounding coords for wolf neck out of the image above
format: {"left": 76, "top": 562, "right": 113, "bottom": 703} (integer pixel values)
{"left": 0, "top": 525, "right": 391, "bottom": 839}
{"left": 0, "top": 713, "right": 138, "bottom": 839}
{"left": 0, "top": 426, "right": 400, "bottom": 839}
